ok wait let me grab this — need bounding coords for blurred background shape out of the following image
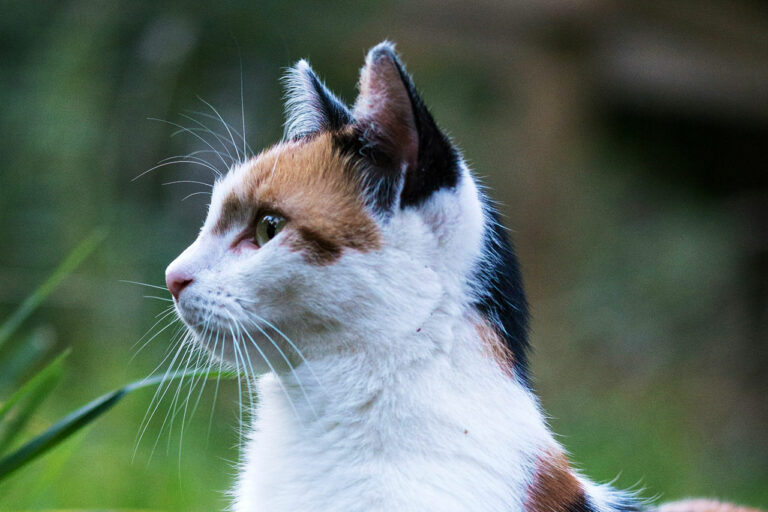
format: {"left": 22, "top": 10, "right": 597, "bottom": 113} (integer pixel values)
{"left": 0, "top": 0, "right": 766, "bottom": 509}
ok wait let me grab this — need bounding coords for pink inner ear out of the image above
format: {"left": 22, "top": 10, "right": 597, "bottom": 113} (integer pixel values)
{"left": 354, "top": 50, "right": 418, "bottom": 168}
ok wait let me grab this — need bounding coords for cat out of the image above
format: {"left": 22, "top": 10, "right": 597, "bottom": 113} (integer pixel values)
{"left": 163, "top": 42, "right": 761, "bottom": 512}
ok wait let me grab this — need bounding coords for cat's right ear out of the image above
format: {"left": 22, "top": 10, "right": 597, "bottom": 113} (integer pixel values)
{"left": 283, "top": 60, "right": 352, "bottom": 140}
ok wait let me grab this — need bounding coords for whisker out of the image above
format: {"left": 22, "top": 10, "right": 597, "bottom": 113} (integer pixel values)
{"left": 130, "top": 309, "right": 176, "bottom": 358}
{"left": 155, "top": 152, "right": 223, "bottom": 178}
{"left": 239, "top": 305, "right": 325, "bottom": 392}
{"left": 225, "top": 320, "right": 245, "bottom": 449}
{"left": 207, "top": 330, "right": 226, "bottom": 443}
{"left": 174, "top": 326, "right": 209, "bottom": 426}
{"left": 131, "top": 315, "right": 180, "bottom": 361}
{"left": 175, "top": 332, "right": 211, "bottom": 462}
{"left": 181, "top": 191, "right": 213, "bottom": 202}
{"left": 132, "top": 158, "right": 222, "bottom": 183}
{"left": 131, "top": 305, "right": 175, "bottom": 350}
{"left": 162, "top": 180, "right": 214, "bottom": 189}
{"left": 120, "top": 279, "right": 169, "bottom": 291}
{"left": 196, "top": 96, "right": 242, "bottom": 163}
{"left": 157, "top": 149, "right": 223, "bottom": 165}
{"left": 244, "top": 316, "right": 318, "bottom": 418}
{"left": 229, "top": 317, "right": 257, "bottom": 415}
{"left": 155, "top": 306, "right": 176, "bottom": 318}
{"left": 154, "top": 340, "right": 197, "bottom": 459}
{"left": 141, "top": 325, "right": 188, "bottom": 391}
{"left": 269, "top": 147, "right": 281, "bottom": 179}
{"left": 187, "top": 111, "right": 255, "bottom": 158}
{"left": 146, "top": 330, "right": 191, "bottom": 410}
{"left": 239, "top": 58, "right": 248, "bottom": 161}
{"left": 226, "top": 311, "right": 302, "bottom": 423}
{"left": 143, "top": 295, "right": 174, "bottom": 302}
{"left": 148, "top": 117, "right": 230, "bottom": 170}
{"left": 176, "top": 114, "right": 237, "bottom": 164}
{"left": 178, "top": 312, "right": 216, "bottom": 439}
{"left": 138, "top": 324, "right": 186, "bottom": 377}
{"left": 189, "top": 328, "right": 217, "bottom": 428}
{"left": 134, "top": 334, "right": 190, "bottom": 461}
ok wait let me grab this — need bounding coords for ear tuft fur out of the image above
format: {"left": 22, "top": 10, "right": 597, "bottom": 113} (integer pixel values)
{"left": 283, "top": 59, "right": 352, "bottom": 140}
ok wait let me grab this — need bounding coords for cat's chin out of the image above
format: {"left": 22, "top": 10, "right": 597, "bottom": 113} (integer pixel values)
{"left": 183, "top": 322, "right": 295, "bottom": 376}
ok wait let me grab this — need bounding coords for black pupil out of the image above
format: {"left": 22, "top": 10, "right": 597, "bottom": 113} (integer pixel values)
{"left": 265, "top": 217, "right": 277, "bottom": 239}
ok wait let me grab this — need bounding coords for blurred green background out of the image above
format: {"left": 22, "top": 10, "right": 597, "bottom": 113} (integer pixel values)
{"left": 1, "top": 0, "right": 766, "bottom": 509}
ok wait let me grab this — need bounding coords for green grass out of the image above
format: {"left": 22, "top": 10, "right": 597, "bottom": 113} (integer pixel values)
{"left": 0, "top": 231, "right": 235, "bottom": 490}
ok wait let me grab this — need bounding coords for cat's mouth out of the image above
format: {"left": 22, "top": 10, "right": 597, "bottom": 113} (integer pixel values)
{"left": 173, "top": 293, "right": 296, "bottom": 374}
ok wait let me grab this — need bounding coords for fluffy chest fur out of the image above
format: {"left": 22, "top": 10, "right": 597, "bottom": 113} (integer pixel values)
{"left": 234, "top": 312, "right": 550, "bottom": 512}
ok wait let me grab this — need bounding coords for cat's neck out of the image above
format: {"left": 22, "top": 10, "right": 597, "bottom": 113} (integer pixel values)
{"left": 233, "top": 304, "right": 634, "bottom": 512}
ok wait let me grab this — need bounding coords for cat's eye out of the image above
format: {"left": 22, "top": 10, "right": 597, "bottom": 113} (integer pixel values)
{"left": 253, "top": 214, "right": 287, "bottom": 247}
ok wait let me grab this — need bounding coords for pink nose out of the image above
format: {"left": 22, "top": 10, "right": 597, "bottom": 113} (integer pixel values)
{"left": 166, "top": 271, "right": 193, "bottom": 301}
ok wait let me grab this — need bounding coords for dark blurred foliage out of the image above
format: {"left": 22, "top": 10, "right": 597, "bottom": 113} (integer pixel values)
{"left": 0, "top": 0, "right": 766, "bottom": 509}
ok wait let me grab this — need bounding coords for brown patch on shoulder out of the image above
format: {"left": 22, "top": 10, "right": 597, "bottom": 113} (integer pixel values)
{"left": 214, "top": 133, "right": 381, "bottom": 264}
{"left": 475, "top": 319, "right": 515, "bottom": 378}
{"left": 525, "top": 449, "right": 587, "bottom": 512}
{"left": 660, "top": 500, "right": 763, "bottom": 512}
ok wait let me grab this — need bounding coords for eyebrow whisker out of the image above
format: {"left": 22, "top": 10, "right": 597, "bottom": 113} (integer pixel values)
{"left": 181, "top": 191, "right": 213, "bottom": 202}
{"left": 187, "top": 110, "right": 255, "bottom": 158}
{"left": 148, "top": 117, "right": 231, "bottom": 170}
{"left": 177, "top": 114, "right": 237, "bottom": 165}
{"left": 162, "top": 180, "right": 214, "bottom": 189}
{"left": 196, "top": 96, "right": 244, "bottom": 163}
{"left": 132, "top": 158, "right": 222, "bottom": 183}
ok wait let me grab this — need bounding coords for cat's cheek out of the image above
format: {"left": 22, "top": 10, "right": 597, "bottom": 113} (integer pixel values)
{"left": 237, "top": 247, "right": 301, "bottom": 301}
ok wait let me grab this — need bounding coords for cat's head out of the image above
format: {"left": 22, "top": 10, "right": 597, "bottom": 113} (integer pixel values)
{"left": 165, "top": 42, "right": 529, "bottom": 380}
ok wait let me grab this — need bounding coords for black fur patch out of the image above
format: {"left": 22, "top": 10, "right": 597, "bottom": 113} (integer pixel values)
{"left": 607, "top": 492, "right": 646, "bottom": 512}
{"left": 388, "top": 55, "right": 459, "bottom": 208}
{"left": 569, "top": 493, "right": 602, "bottom": 512}
{"left": 473, "top": 199, "right": 532, "bottom": 387}
{"left": 333, "top": 128, "right": 402, "bottom": 213}
{"left": 305, "top": 70, "right": 352, "bottom": 133}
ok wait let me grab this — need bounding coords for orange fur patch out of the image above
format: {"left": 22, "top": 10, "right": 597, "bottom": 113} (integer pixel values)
{"left": 215, "top": 133, "right": 381, "bottom": 264}
{"left": 525, "top": 450, "right": 586, "bottom": 512}
{"left": 660, "top": 500, "right": 763, "bottom": 512}
{"left": 475, "top": 319, "right": 515, "bottom": 378}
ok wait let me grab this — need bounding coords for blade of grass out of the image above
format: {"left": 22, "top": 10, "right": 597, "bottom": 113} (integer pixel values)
{"left": 0, "top": 367, "right": 237, "bottom": 481}
{"left": 0, "top": 350, "right": 69, "bottom": 427}
{"left": 0, "top": 228, "right": 108, "bottom": 350}
{"left": 0, "top": 327, "right": 56, "bottom": 394}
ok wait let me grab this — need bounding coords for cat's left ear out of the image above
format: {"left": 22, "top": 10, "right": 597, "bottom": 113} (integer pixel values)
{"left": 283, "top": 59, "right": 352, "bottom": 140}
{"left": 352, "top": 42, "right": 458, "bottom": 210}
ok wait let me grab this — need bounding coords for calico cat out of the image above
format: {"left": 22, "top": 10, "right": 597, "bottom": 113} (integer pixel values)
{"left": 163, "top": 42, "right": 761, "bottom": 512}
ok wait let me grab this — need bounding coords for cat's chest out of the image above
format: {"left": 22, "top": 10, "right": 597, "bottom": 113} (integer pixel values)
{"left": 235, "top": 426, "right": 527, "bottom": 512}
{"left": 232, "top": 369, "right": 544, "bottom": 512}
